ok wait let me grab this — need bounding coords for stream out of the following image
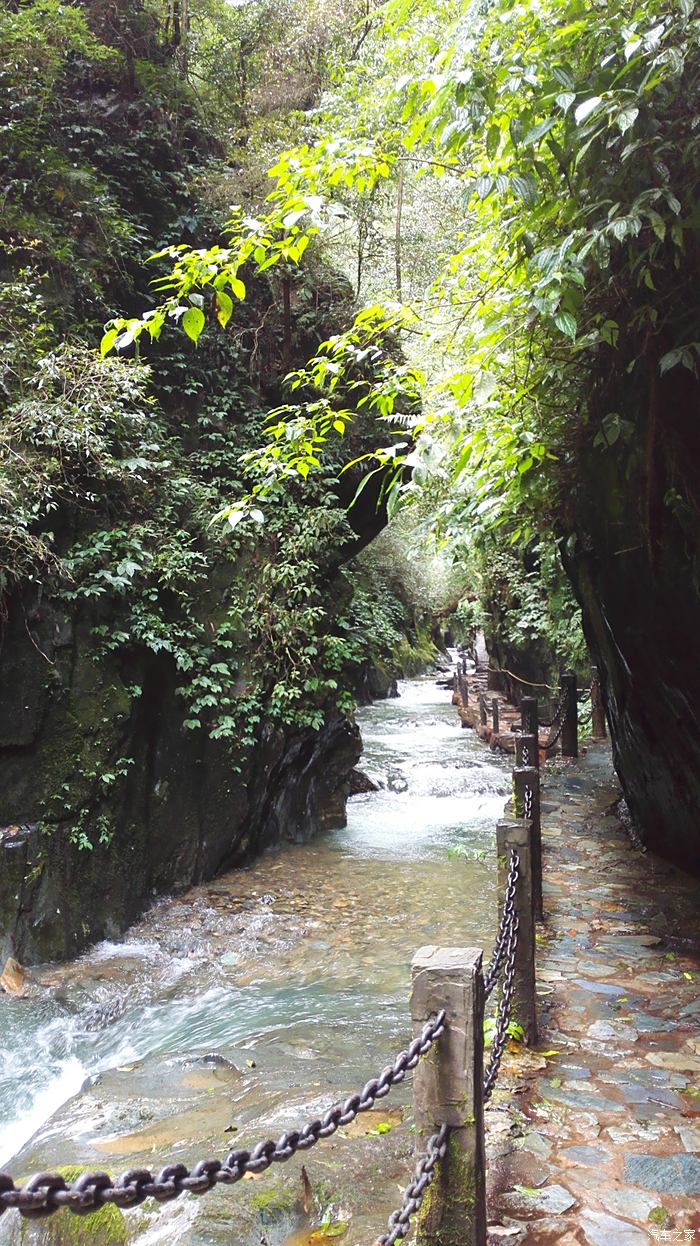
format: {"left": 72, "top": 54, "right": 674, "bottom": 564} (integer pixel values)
{"left": 0, "top": 671, "right": 511, "bottom": 1245}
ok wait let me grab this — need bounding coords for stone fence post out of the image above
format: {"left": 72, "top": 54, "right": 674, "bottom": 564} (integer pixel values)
{"left": 520, "top": 695, "right": 538, "bottom": 738}
{"left": 515, "top": 732, "right": 539, "bottom": 771}
{"left": 411, "top": 947, "right": 487, "bottom": 1246}
{"left": 513, "top": 766, "right": 542, "bottom": 920}
{"left": 496, "top": 819, "right": 537, "bottom": 1044}
{"left": 560, "top": 673, "right": 578, "bottom": 758}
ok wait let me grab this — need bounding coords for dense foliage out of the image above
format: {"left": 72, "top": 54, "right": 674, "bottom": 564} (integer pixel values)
{"left": 114, "top": 0, "right": 700, "bottom": 679}
{"left": 7, "top": 0, "right": 700, "bottom": 864}
{"left": 1, "top": 0, "right": 445, "bottom": 853}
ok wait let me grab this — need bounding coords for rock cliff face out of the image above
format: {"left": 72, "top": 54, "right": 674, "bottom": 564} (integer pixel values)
{"left": 0, "top": 589, "right": 361, "bottom": 964}
{"left": 563, "top": 354, "right": 700, "bottom": 875}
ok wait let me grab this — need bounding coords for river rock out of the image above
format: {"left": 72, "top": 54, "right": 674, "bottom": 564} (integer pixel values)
{"left": 623, "top": 1151, "right": 700, "bottom": 1193}
{"left": 579, "top": 1210, "right": 651, "bottom": 1246}
{"left": 0, "top": 955, "right": 26, "bottom": 995}
{"left": 499, "top": 1183, "right": 576, "bottom": 1216}
{"left": 676, "top": 1124, "right": 700, "bottom": 1152}
{"left": 645, "top": 1050, "right": 700, "bottom": 1072}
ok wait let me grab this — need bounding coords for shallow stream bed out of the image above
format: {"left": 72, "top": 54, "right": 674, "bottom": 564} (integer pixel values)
{"left": 0, "top": 674, "right": 511, "bottom": 1245}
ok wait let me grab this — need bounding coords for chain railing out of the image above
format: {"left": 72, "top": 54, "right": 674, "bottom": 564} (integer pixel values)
{"left": 0, "top": 1013, "right": 446, "bottom": 1222}
{"left": 1, "top": 664, "right": 547, "bottom": 1246}
{"left": 540, "top": 686, "right": 569, "bottom": 745}
{"left": 484, "top": 848, "right": 519, "bottom": 999}
{"left": 378, "top": 1123, "right": 449, "bottom": 1245}
{"left": 483, "top": 907, "right": 519, "bottom": 1103}
{"left": 482, "top": 846, "right": 521, "bottom": 1103}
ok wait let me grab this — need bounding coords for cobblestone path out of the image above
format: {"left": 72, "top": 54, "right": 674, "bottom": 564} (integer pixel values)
{"left": 486, "top": 742, "right": 700, "bottom": 1246}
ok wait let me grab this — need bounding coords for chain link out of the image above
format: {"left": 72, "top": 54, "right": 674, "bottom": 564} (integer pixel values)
{"left": 618, "top": 798, "right": 646, "bottom": 852}
{"left": 483, "top": 848, "right": 519, "bottom": 1000}
{"left": 377, "top": 1123, "right": 449, "bottom": 1245}
{"left": 483, "top": 909, "right": 519, "bottom": 1103}
{"left": 523, "top": 784, "right": 533, "bottom": 823}
{"left": 543, "top": 686, "right": 569, "bottom": 749}
{"left": 0, "top": 1013, "right": 445, "bottom": 1220}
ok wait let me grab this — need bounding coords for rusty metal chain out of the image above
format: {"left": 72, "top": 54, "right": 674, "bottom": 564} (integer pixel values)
{"left": 483, "top": 848, "right": 519, "bottom": 1000}
{"left": 483, "top": 908, "right": 519, "bottom": 1103}
{"left": 523, "top": 784, "right": 533, "bottom": 823}
{"left": 539, "top": 686, "right": 567, "bottom": 731}
{"left": 618, "top": 798, "right": 646, "bottom": 853}
{"left": 0, "top": 1013, "right": 446, "bottom": 1221}
{"left": 543, "top": 686, "right": 569, "bottom": 749}
{"left": 377, "top": 1123, "right": 449, "bottom": 1245}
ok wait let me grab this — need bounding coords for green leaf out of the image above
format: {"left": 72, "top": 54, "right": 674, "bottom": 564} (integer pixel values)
{"left": 555, "top": 92, "right": 576, "bottom": 112}
{"left": 616, "top": 105, "right": 639, "bottom": 134}
{"left": 100, "top": 328, "right": 118, "bottom": 357}
{"left": 554, "top": 310, "right": 577, "bottom": 339}
{"left": 486, "top": 124, "right": 500, "bottom": 157}
{"left": 182, "top": 306, "right": 205, "bottom": 344}
{"left": 215, "top": 291, "right": 233, "bottom": 328}
{"left": 283, "top": 207, "right": 308, "bottom": 228}
{"left": 523, "top": 117, "right": 556, "bottom": 145}
{"left": 475, "top": 174, "right": 493, "bottom": 199}
{"left": 512, "top": 173, "right": 537, "bottom": 206}
{"left": 552, "top": 65, "right": 575, "bottom": 89}
{"left": 574, "top": 95, "right": 603, "bottom": 124}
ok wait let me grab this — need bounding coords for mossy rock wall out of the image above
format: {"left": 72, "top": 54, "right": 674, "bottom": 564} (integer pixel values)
{"left": 0, "top": 591, "right": 360, "bottom": 964}
{"left": 562, "top": 351, "right": 700, "bottom": 875}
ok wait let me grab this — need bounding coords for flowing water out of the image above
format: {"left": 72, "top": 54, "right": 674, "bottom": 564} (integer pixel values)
{"left": 0, "top": 672, "right": 511, "bottom": 1245}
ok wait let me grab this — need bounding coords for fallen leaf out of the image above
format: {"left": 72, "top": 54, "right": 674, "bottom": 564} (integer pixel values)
{"left": 308, "top": 1221, "right": 349, "bottom": 1243}
{"left": 342, "top": 1107, "right": 403, "bottom": 1138}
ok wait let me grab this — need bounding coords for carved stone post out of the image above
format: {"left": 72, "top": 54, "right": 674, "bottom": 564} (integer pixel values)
{"left": 515, "top": 732, "right": 539, "bottom": 771}
{"left": 411, "top": 946, "right": 487, "bottom": 1246}
{"left": 513, "top": 766, "right": 542, "bottom": 920}
{"left": 496, "top": 819, "right": 537, "bottom": 1044}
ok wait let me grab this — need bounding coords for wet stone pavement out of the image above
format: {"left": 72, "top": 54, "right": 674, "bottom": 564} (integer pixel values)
{"left": 486, "top": 741, "right": 700, "bottom": 1246}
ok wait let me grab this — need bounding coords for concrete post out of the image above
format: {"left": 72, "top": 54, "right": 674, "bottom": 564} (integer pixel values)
{"left": 496, "top": 819, "right": 537, "bottom": 1044}
{"left": 561, "top": 673, "right": 578, "bottom": 758}
{"left": 411, "top": 946, "right": 487, "bottom": 1246}
{"left": 479, "top": 693, "right": 487, "bottom": 727}
{"left": 491, "top": 698, "right": 499, "bottom": 733}
{"left": 513, "top": 766, "right": 542, "bottom": 921}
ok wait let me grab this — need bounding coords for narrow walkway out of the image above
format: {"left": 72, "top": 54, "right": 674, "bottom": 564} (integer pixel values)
{"left": 485, "top": 742, "right": 700, "bottom": 1245}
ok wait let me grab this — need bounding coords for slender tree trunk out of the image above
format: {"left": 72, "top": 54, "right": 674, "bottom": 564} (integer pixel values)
{"left": 282, "top": 275, "right": 292, "bottom": 370}
{"left": 395, "top": 160, "right": 405, "bottom": 301}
